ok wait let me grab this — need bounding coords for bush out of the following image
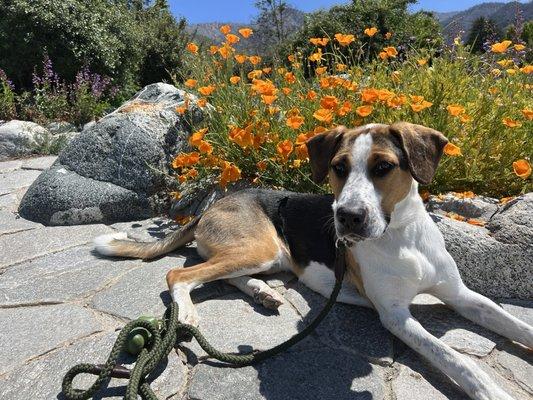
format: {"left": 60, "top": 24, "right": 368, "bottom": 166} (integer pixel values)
{"left": 0, "top": 69, "right": 17, "bottom": 120}
{"left": 280, "top": 0, "right": 443, "bottom": 70}
{"left": 0, "top": 0, "right": 188, "bottom": 92}
{"left": 170, "top": 26, "right": 532, "bottom": 198}
{"left": 11, "top": 56, "right": 119, "bottom": 126}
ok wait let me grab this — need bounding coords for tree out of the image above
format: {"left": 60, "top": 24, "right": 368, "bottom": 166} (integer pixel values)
{"left": 466, "top": 17, "right": 501, "bottom": 53}
{"left": 255, "top": 0, "right": 288, "bottom": 48}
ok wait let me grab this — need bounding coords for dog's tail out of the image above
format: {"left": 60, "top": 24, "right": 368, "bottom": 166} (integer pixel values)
{"left": 93, "top": 216, "right": 200, "bottom": 260}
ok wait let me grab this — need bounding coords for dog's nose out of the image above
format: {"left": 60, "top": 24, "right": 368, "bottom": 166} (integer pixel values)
{"left": 336, "top": 207, "right": 367, "bottom": 232}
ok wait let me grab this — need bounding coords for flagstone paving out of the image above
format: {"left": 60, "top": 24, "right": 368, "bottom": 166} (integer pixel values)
{"left": 0, "top": 156, "right": 532, "bottom": 400}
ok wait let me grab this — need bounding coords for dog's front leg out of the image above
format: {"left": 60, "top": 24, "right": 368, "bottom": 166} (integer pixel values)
{"left": 433, "top": 284, "right": 533, "bottom": 349}
{"left": 377, "top": 304, "right": 514, "bottom": 400}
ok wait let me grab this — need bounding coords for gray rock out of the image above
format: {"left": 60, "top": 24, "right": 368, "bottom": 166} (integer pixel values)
{"left": 0, "top": 303, "right": 104, "bottom": 374}
{"left": 0, "top": 245, "right": 138, "bottom": 306}
{"left": 0, "top": 120, "right": 49, "bottom": 160}
{"left": 188, "top": 343, "right": 385, "bottom": 400}
{"left": 434, "top": 208, "right": 533, "bottom": 299}
{"left": 0, "top": 223, "right": 113, "bottom": 269}
{"left": 18, "top": 164, "right": 153, "bottom": 225}
{"left": 19, "top": 83, "right": 206, "bottom": 225}
{"left": 284, "top": 282, "right": 394, "bottom": 364}
{"left": 486, "top": 193, "right": 533, "bottom": 248}
{"left": 0, "top": 159, "right": 22, "bottom": 172}
{"left": 45, "top": 121, "right": 76, "bottom": 134}
{"left": 427, "top": 193, "right": 499, "bottom": 220}
{"left": 493, "top": 343, "right": 533, "bottom": 395}
{"left": 501, "top": 300, "right": 533, "bottom": 326}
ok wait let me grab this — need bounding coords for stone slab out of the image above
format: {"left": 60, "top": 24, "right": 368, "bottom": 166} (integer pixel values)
{"left": 91, "top": 254, "right": 186, "bottom": 320}
{"left": 284, "top": 282, "right": 394, "bottom": 364}
{"left": 0, "top": 303, "right": 104, "bottom": 374}
{"left": 493, "top": 343, "right": 533, "bottom": 395}
{"left": 0, "top": 168, "right": 42, "bottom": 191}
{"left": 0, "top": 331, "right": 187, "bottom": 400}
{"left": 0, "top": 209, "right": 41, "bottom": 235}
{"left": 0, "top": 223, "right": 113, "bottom": 269}
{"left": 182, "top": 292, "right": 303, "bottom": 359}
{"left": 188, "top": 342, "right": 385, "bottom": 400}
{"left": 20, "top": 155, "right": 57, "bottom": 170}
{"left": 0, "top": 245, "right": 139, "bottom": 306}
{"left": 411, "top": 303, "right": 500, "bottom": 357}
{"left": 0, "top": 159, "right": 22, "bottom": 172}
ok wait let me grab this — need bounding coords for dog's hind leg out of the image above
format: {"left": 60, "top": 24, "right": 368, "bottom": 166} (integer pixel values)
{"left": 225, "top": 276, "right": 285, "bottom": 310}
{"left": 166, "top": 240, "right": 287, "bottom": 326}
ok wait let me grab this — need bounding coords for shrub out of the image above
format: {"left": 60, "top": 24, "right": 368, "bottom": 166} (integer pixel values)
{"left": 0, "top": 69, "right": 17, "bottom": 120}
{"left": 170, "top": 26, "right": 532, "bottom": 199}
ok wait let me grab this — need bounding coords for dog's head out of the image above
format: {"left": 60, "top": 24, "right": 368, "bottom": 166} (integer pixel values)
{"left": 307, "top": 122, "right": 448, "bottom": 243}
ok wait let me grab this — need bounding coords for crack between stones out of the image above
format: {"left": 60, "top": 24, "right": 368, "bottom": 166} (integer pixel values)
{"left": 0, "top": 300, "right": 64, "bottom": 309}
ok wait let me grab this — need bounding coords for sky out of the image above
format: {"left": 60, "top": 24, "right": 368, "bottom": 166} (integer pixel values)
{"left": 169, "top": 0, "right": 526, "bottom": 24}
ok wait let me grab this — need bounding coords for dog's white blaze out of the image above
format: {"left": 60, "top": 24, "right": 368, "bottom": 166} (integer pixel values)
{"left": 333, "top": 132, "right": 387, "bottom": 238}
{"left": 298, "top": 261, "right": 336, "bottom": 297}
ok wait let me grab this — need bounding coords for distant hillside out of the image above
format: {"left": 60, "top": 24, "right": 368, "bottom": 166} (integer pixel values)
{"left": 186, "top": 7, "right": 305, "bottom": 55}
{"left": 440, "top": 1, "right": 533, "bottom": 41}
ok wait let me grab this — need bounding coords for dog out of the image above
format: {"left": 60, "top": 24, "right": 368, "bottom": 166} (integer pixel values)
{"left": 94, "top": 122, "right": 532, "bottom": 400}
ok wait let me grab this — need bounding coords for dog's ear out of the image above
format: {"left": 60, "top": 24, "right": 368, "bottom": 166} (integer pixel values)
{"left": 389, "top": 122, "right": 448, "bottom": 185}
{"left": 307, "top": 126, "right": 346, "bottom": 183}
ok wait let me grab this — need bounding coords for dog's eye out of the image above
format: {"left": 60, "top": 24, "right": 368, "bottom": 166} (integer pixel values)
{"left": 331, "top": 162, "right": 348, "bottom": 178}
{"left": 373, "top": 161, "right": 395, "bottom": 177}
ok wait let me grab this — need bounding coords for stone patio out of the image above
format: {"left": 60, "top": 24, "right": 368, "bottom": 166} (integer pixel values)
{"left": 0, "top": 156, "right": 532, "bottom": 400}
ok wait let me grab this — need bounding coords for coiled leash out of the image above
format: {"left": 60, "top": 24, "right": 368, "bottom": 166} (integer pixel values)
{"left": 62, "top": 242, "right": 347, "bottom": 400}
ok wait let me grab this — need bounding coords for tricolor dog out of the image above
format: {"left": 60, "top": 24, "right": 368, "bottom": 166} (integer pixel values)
{"left": 95, "top": 122, "right": 532, "bottom": 400}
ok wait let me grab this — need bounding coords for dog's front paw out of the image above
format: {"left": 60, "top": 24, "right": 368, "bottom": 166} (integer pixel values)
{"left": 253, "top": 288, "right": 284, "bottom": 310}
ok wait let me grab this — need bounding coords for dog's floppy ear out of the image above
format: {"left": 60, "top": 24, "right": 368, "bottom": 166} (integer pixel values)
{"left": 307, "top": 126, "right": 346, "bottom": 183}
{"left": 389, "top": 122, "right": 448, "bottom": 185}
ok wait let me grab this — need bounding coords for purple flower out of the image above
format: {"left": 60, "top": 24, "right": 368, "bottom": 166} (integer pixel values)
{"left": 0, "top": 69, "right": 15, "bottom": 90}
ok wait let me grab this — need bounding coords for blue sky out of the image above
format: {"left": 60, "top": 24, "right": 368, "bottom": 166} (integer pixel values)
{"left": 169, "top": 0, "right": 525, "bottom": 24}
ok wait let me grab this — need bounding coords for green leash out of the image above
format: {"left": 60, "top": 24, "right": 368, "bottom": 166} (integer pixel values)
{"left": 62, "top": 243, "right": 346, "bottom": 400}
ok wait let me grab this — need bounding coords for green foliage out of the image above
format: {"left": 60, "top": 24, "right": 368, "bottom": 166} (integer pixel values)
{"left": 0, "top": 0, "right": 188, "bottom": 91}
{"left": 466, "top": 17, "right": 501, "bottom": 53}
{"left": 281, "top": 0, "right": 443, "bottom": 68}
{"left": 0, "top": 70, "right": 17, "bottom": 120}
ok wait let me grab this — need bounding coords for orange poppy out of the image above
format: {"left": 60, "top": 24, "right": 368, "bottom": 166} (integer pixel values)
{"left": 502, "top": 117, "right": 522, "bottom": 128}
{"left": 238, "top": 27, "right": 253, "bottom": 38}
{"left": 309, "top": 37, "right": 330, "bottom": 46}
{"left": 285, "top": 72, "right": 296, "bottom": 84}
{"left": 189, "top": 128, "right": 208, "bottom": 147}
{"left": 234, "top": 54, "right": 247, "bottom": 63}
{"left": 411, "top": 100, "right": 432, "bottom": 112}
{"left": 364, "top": 27, "right": 378, "bottom": 37}
{"left": 320, "top": 95, "right": 339, "bottom": 110}
{"left": 356, "top": 105, "right": 373, "bottom": 117}
{"left": 184, "top": 79, "right": 197, "bottom": 88}
{"left": 491, "top": 40, "right": 512, "bottom": 53}
{"left": 286, "top": 115, "right": 305, "bottom": 129}
{"left": 521, "top": 108, "right": 533, "bottom": 120}
{"left": 361, "top": 88, "right": 379, "bottom": 103}
{"left": 186, "top": 43, "right": 198, "bottom": 54}
{"left": 443, "top": 143, "right": 462, "bottom": 156}
{"left": 447, "top": 104, "right": 465, "bottom": 116}
{"left": 512, "top": 159, "right": 531, "bottom": 179}
{"left": 220, "top": 162, "right": 241, "bottom": 187}
{"left": 249, "top": 55, "right": 262, "bottom": 65}
{"left": 220, "top": 24, "right": 231, "bottom": 34}
{"left": 334, "top": 33, "right": 355, "bottom": 46}
{"left": 277, "top": 139, "right": 294, "bottom": 161}
{"left": 198, "top": 85, "right": 216, "bottom": 96}
{"left": 313, "top": 108, "right": 334, "bottom": 123}
{"left": 226, "top": 34, "right": 240, "bottom": 44}
{"left": 229, "top": 76, "right": 241, "bottom": 84}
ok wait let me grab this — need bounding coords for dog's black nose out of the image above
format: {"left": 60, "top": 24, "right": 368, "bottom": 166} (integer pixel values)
{"left": 336, "top": 207, "right": 367, "bottom": 232}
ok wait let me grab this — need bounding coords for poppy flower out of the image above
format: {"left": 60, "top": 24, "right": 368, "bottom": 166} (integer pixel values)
{"left": 410, "top": 100, "right": 432, "bottom": 112}
{"left": 320, "top": 95, "right": 339, "bottom": 110}
{"left": 443, "top": 143, "right": 462, "bottom": 156}
{"left": 186, "top": 43, "right": 198, "bottom": 54}
{"left": 226, "top": 34, "right": 240, "bottom": 44}
{"left": 238, "top": 28, "right": 253, "bottom": 38}
{"left": 209, "top": 45, "right": 219, "bottom": 54}
{"left": 184, "top": 79, "right": 197, "bottom": 88}
{"left": 189, "top": 128, "right": 208, "bottom": 147}
{"left": 313, "top": 108, "right": 333, "bottom": 123}
{"left": 446, "top": 104, "right": 465, "bottom": 116}
{"left": 514, "top": 44, "right": 526, "bottom": 51}
{"left": 257, "top": 160, "right": 268, "bottom": 171}
{"left": 491, "top": 40, "right": 512, "bottom": 53}
{"left": 364, "top": 27, "right": 378, "bottom": 37}
{"left": 198, "top": 85, "right": 216, "bottom": 96}
{"left": 361, "top": 88, "right": 379, "bottom": 103}
{"left": 230, "top": 76, "right": 241, "bottom": 84}
{"left": 277, "top": 139, "right": 294, "bottom": 161}
{"left": 512, "top": 160, "right": 531, "bottom": 179}
{"left": 220, "top": 24, "right": 231, "bottom": 34}
{"left": 249, "top": 55, "right": 262, "bottom": 65}
{"left": 337, "top": 101, "right": 352, "bottom": 116}
{"left": 356, "top": 105, "right": 373, "bottom": 117}
{"left": 234, "top": 54, "right": 247, "bottom": 63}
{"left": 310, "top": 37, "right": 329, "bottom": 46}
{"left": 220, "top": 162, "right": 241, "bottom": 187}
{"left": 197, "top": 98, "right": 207, "bottom": 108}
{"left": 334, "top": 33, "right": 355, "bottom": 46}
{"left": 502, "top": 117, "right": 522, "bottom": 128}
{"left": 197, "top": 141, "right": 213, "bottom": 154}
{"left": 384, "top": 47, "right": 398, "bottom": 57}
{"left": 306, "top": 90, "right": 317, "bottom": 100}
{"left": 308, "top": 50, "right": 323, "bottom": 62}
{"left": 315, "top": 66, "right": 327, "bottom": 75}
{"left": 285, "top": 72, "right": 296, "bottom": 84}
{"left": 286, "top": 115, "right": 305, "bottom": 129}
{"left": 522, "top": 109, "right": 533, "bottom": 120}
